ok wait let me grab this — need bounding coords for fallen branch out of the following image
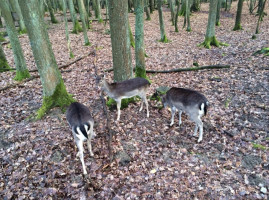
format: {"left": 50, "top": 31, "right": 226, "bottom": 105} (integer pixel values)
{"left": 0, "top": 51, "right": 95, "bottom": 91}
{"left": 105, "top": 65, "right": 230, "bottom": 73}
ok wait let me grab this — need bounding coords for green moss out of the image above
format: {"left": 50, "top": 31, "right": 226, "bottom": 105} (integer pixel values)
{"left": 18, "top": 28, "right": 27, "bottom": 35}
{"left": 72, "top": 20, "right": 83, "bottom": 34}
{"left": 233, "top": 24, "right": 242, "bottom": 31}
{"left": 216, "top": 21, "right": 220, "bottom": 26}
{"left": 106, "top": 97, "right": 136, "bottom": 110}
{"left": 186, "top": 27, "right": 192, "bottom": 32}
{"left": 14, "top": 69, "right": 30, "bottom": 81}
{"left": 0, "top": 60, "right": 11, "bottom": 72}
{"left": 252, "top": 143, "right": 267, "bottom": 150}
{"left": 85, "top": 41, "right": 91, "bottom": 46}
{"left": 36, "top": 79, "right": 76, "bottom": 119}
{"left": 252, "top": 35, "right": 257, "bottom": 39}
{"left": 51, "top": 16, "right": 59, "bottom": 24}
{"left": 98, "top": 18, "right": 104, "bottom": 23}
{"left": 69, "top": 51, "right": 75, "bottom": 58}
{"left": 159, "top": 34, "right": 170, "bottom": 43}
{"left": 199, "top": 36, "right": 228, "bottom": 49}
{"left": 0, "top": 35, "right": 5, "bottom": 42}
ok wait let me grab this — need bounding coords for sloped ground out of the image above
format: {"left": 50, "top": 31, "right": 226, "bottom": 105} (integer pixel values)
{"left": 0, "top": 2, "right": 268, "bottom": 199}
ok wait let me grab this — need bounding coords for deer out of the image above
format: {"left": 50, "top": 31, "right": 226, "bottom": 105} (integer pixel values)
{"left": 100, "top": 77, "right": 150, "bottom": 121}
{"left": 66, "top": 102, "right": 95, "bottom": 175}
{"left": 161, "top": 87, "right": 209, "bottom": 143}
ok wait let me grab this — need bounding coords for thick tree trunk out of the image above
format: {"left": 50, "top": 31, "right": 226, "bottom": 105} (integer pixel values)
{"left": 77, "top": 0, "right": 91, "bottom": 45}
{"left": 134, "top": 0, "right": 147, "bottom": 79}
{"left": 0, "top": 43, "right": 11, "bottom": 72}
{"left": 157, "top": 0, "right": 169, "bottom": 42}
{"left": 10, "top": 0, "right": 26, "bottom": 33}
{"left": 200, "top": 0, "right": 226, "bottom": 48}
{"left": 68, "top": 0, "right": 83, "bottom": 33}
{"left": 62, "top": 0, "right": 74, "bottom": 58}
{"left": 233, "top": 0, "right": 244, "bottom": 31}
{"left": 108, "top": 0, "right": 133, "bottom": 82}
{"left": 18, "top": 0, "right": 74, "bottom": 119}
{"left": 0, "top": 0, "right": 30, "bottom": 80}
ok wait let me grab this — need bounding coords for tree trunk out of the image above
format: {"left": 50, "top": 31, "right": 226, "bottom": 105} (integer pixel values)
{"left": 108, "top": 0, "right": 133, "bottom": 82}
{"left": 47, "top": 0, "right": 58, "bottom": 23}
{"left": 0, "top": 0, "right": 30, "bottom": 80}
{"left": 255, "top": 0, "right": 267, "bottom": 34}
{"left": 0, "top": 43, "right": 11, "bottom": 72}
{"left": 134, "top": 0, "right": 147, "bottom": 79}
{"left": 199, "top": 0, "right": 226, "bottom": 48}
{"left": 18, "top": 0, "right": 75, "bottom": 119}
{"left": 10, "top": 0, "right": 27, "bottom": 33}
{"left": 68, "top": 0, "right": 83, "bottom": 33}
{"left": 183, "top": 0, "right": 191, "bottom": 32}
{"left": 95, "top": 0, "right": 103, "bottom": 22}
{"left": 233, "top": 0, "right": 244, "bottom": 31}
{"left": 169, "top": 0, "right": 175, "bottom": 25}
{"left": 62, "top": 0, "right": 74, "bottom": 58}
{"left": 129, "top": 20, "right": 135, "bottom": 48}
{"left": 77, "top": 0, "right": 91, "bottom": 45}
{"left": 150, "top": 0, "right": 154, "bottom": 13}
{"left": 216, "top": 0, "right": 221, "bottom": 26}
{"left": 175, "top": 0, "right": 180, "bottom": 32}
{"left": 157, "top": 0, "right": 169, "bottom": 42}
{"left": 191, "top": 0, "right": 200, "bottom": 12}
{"left": 179, "top": 0, "right": 186, "bottom": 16}
{"left": 145, "top": 0, "right": 151, "bottom": 20}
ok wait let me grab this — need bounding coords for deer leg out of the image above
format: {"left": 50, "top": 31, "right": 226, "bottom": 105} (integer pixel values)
{"left": 192, "top": 116, "right": 203, "bottom": 143}
{"left": 139, "top": 97, "right": 144, "bottom": 112}
{"left": 170, "top": 107, "right": 176, "bottom": 126}
{"left": 178, "top": 110, "right": 182, "bottom": 127}
{"left": 116, "top": 99, "right": 121, "bottom": 121}
{"left": 76, "top": 139, "right": 87, "bottom": 175}
{"left": 87, "top": 121, "right": 94, "bottom": 156}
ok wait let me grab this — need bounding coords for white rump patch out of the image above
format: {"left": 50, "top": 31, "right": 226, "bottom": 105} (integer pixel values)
{"left": 76, "top": 127, "right": 87, "bottom": 141}
{"left": 199, "top": 103, "right": 205, "bottom": 117}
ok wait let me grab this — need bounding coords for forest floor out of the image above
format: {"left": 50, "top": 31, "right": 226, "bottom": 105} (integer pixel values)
{"left": 0, "top": 2, "right": 269, "bottom": 200}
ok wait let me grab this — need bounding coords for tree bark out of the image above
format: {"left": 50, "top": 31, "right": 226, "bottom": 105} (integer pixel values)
{"left": 157, "top": 0, "right": 169, "bottom": 42}
{"left": 68, "top": 0, "right": 83, "bottom": 33}
{"left": 175, "top": 0, "right": 180, "bottom": 32}
{"left": 18, "top": 0, "right": 75, "bottom": 119}
{"left": 77, "top": 0, "right": 91, "bottom": 45}
{"left": 47, "top": 0, "right": 59, "bottom": 23}
{"left": 0, "top": 0, "right": 30, "bottom": 80}
{"left": 108, "top": 0, "right": 133, "bottom": 82}
{"left": 62, "top": 0, "right": 74, "bottom": 58}
{"left": 0, "top": 43, "right": 11, "bottom": 72}
{"left": 134, "top": 0, "right": 147, "bottom": 79}
{"left": 10, "top": 0, "right": 26, "bottom": 33}
{"left": 233, "top": 0, "right": 244, "bottom": 31}
{"left": 145, "top": 0, "right": 151, "bottom": 20}
{"left": 216, "top": 0, "right": 221, "bottom": 26}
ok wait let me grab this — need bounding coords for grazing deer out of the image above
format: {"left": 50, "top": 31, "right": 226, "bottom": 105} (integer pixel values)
{"left": 161, "top": 87, "right": 209, "bottom": 143}
{"left": 101, "top": 77, "right": 150, "bottom": 121}
{"left": 66, "top": 102, "right": 95, "bottom": 175}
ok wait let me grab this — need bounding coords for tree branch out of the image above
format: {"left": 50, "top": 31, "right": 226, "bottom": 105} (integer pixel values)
{"left": 105, "top": 65, "right": 230, "bottom": 73}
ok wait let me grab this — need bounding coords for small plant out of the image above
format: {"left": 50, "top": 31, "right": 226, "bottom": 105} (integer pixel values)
{"left": 252, "top": 143, "right": 267, "bottom": 150}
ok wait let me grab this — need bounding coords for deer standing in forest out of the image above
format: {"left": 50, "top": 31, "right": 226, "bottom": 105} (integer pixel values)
{"left": 100, "top": 77, "right": 150, "bottom": 121}
{"left": 161, "top": 87, "right": 209, "bottom": 143}
{"left": 66, "top": 102, "right": 95, "bottom": 175}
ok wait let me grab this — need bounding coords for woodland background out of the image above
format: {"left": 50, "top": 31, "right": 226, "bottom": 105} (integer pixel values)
{"left": 0, "top": 0, "right": 269, "bottom": 199}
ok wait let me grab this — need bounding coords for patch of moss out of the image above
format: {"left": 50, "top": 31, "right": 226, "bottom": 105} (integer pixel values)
{"left": 85, "top": 41, "right": 91, "bottom": 46}
{"left": 106, "top": 97, "right": 136, "bottom": 110}
{"left": 36, "top": 79, "right": 76, "bottom": 119}
{"left": 199, "top": 36, "right": 228, "bottom": 49}
{"left": 0, "top": 60, "right": 11, "bottom": 72}
{"left": 159, "top": 34, "right": 170, "bottom": 43}
{"left": 252, "top": 35, "right": 257, "bottom": 39}
{"left": 233, "top": 24, "right": 242, "bottom": 31}
{"left": 18, "top": 29, "right": 27, "bottom": 35}
{"left": 252, "top": 143, "right": 267, "bottom": 150}
{"left": 69, "top": 51, "right": 74, "bottom": 58}
{"left": 0, "top": 35, "right": 5, "bottom": 42}
{"left": 72, "top": 20, "right": 83, "bottom": 34}
{"left": 14, "top": 69, "right": 30, "bottom": 81}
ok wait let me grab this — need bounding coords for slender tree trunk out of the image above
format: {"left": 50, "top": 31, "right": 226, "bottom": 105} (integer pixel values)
{"left": 10, "top": 0, "right": 26, "bottom": 33}
{"left": 0, "top": 43, "right": 11, "bottom": 72}
{"left": 169, "top": 0, "right": 175, "bottom": 25}
{"left": 62, "top": 0, "right": 74, "bottom": 58}
{"left": 175, "top": 0, "right": 180, "bottom": 32}
{"left": 47, "top": 0, "right": 58, "bottom": 23}
{"left": 191, "top": 0, "right": 200, "bottom": 12}
{"left": 157, "top": 0, "right": 169, "bottom": 42}
{"left": 129, "top": 21, "right": 135, "bottom": 48}
{"left": 134, "top": 0, "right": 147, "bottom": 79}
{"left": 0, "top": 0, "right": 30, "bottom": 80}
{"left": 68, "top": 0, "right": 83, "bottom": 33}
{"left": 233, "top": 0, "right": 244, "bottom": 30}
{"left": 183, "top": 0, "right": 191, "bottom": 32}
{"left": 199, "top": 0, "right": 226, "bottom": 48}
{"left": 77, "top": 0, "right": 90, "bottom": 45}
{"left": 150, "top": 0, "right": 154, "bottom": 13}
{"left": 18, "top": 0, "right": 75, "bottom": 119}
{"left": 255, "top": 0, "right": 267, "bottom": 34}
{"left": 179, "top": 0, "right": 186, "bottom": 16}
{"left": 145, "top": 0, "right": 151, "bottom": 20}
{"left": 216, "top": 0, "right": 221, "bottom": 26}
{"left": 108, "top": 0, "right": 133, "bottom": 82}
